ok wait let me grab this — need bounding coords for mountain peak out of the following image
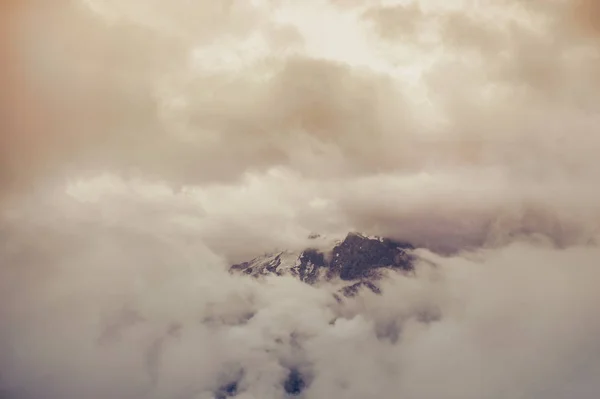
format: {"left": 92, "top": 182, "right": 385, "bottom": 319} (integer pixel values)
{"left": 230, "top": 232, "right": 415, "bottom": 296}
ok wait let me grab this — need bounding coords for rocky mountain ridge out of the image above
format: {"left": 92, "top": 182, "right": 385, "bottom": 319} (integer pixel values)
{"left": 230, "top": 232, "right": 416, "bottom": 297}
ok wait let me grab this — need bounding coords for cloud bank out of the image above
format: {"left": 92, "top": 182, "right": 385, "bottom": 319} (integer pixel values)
{"left": 1, "top": 0, "right": 600, "bottom": 398}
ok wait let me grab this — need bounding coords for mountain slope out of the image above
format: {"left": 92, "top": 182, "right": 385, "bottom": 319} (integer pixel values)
{"left": 230, "top": 233, "right": 415, "bottom": 296}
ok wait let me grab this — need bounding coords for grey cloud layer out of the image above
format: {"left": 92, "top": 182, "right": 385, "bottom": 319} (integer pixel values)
{"left": 1, "top": 189, "right": 600, "bottom": 398}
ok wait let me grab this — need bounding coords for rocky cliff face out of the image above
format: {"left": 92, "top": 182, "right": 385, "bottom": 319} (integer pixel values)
{"left": 230, "top": 233, "right": 415, "bottom": 297}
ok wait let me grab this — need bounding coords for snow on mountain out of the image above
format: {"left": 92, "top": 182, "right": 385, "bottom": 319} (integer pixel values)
{"left": 230, "top": 232, "right": 415, "bottom": 297}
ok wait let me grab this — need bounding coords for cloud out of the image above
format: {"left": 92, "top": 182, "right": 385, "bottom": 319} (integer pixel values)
{"left": 568, "top": 0, "right": 600, "bottom": 37}
{"left": 2, "top": 0, "right": 600, "bottom": 398}
{"left": 1, "top": 187, "right": 600, "bottom": 398}
{"left": 4, "top": 0, "right": 599, "bottom": 189}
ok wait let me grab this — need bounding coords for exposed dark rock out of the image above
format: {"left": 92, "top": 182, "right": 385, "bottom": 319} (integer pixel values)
{"left": 213, "top": 366, "right": 245, "bottom": 399}
{"left": 283, "top": 369, "right": 305, "bottom": 396}
{"left": 229, "top": 233, "right": 416, "bottom": 295}
{"left": 215, "top": 381, "right": 238, "bottom": 399}
{"left": 339, "top": 281, "right": 381, "bottom": 297}
{"left": 296, "top": 248, "right": 327, "bottom": 284}
{"left": 329, "top": 233, "right": 413, "bottom": 281}
{"left": 230, "top": 261, "right": 252, "bottom": 274}
{"left": 231, "top": 253, "right": 281, "bottom": 276}
{"left": 230, "top": 251, "right": 296, "bottom": 278}
{"left": 214, "top": 369, "right": 244, "bottom": 399}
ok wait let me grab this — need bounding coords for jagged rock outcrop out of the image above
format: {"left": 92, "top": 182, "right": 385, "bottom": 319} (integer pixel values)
{"left": 327, "top": 232, "right": 413, "bottom": 280}
{"left": 230, "top": 233, "right": 415, "bottom": 297}
{"left": 339, "top": 281, "right": 382, "bottom": 298}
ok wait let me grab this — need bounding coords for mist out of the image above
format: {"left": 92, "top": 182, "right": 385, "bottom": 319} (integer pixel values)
{"left": 1, "top": 0, "right": 600, "bottom": 398}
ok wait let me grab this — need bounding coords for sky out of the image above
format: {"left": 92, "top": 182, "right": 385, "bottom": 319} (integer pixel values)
{"left": 1, "top": 1, "right": 600, "bottom": 398}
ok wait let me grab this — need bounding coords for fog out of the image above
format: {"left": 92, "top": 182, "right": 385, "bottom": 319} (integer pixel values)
{"left": 1, "top": 0, "right": 600, "bottom": 398}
